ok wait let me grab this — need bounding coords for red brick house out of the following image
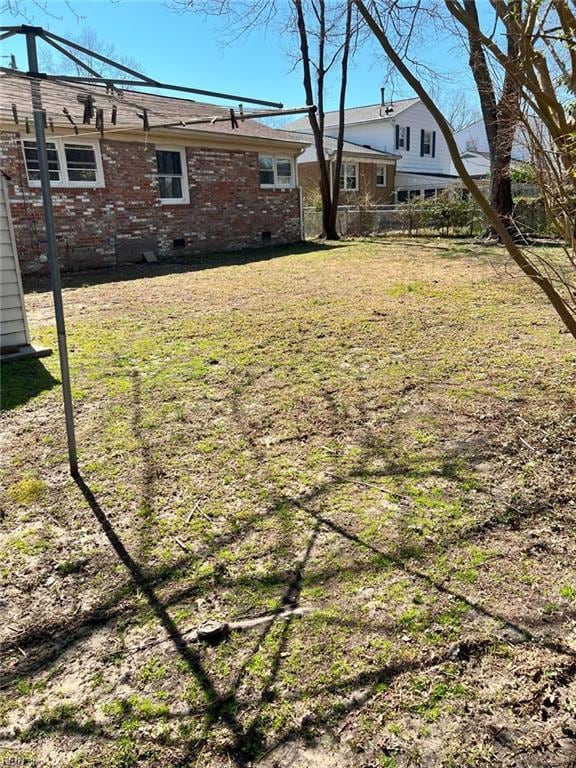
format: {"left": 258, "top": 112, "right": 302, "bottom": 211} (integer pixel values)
{"left": 0, "top": 73, "right": 309, "bottom": 272}
{"left": 286, "top": 132, "right": 398, "bottom": 206}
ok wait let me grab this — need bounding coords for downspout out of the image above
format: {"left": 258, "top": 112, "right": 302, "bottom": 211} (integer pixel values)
{"left": 295, "top": 147, "right": 305, "bottom": 242}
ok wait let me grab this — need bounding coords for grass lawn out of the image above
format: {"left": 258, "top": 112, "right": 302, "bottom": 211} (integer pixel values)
{"left": 1, "top": 237, "right": 575, "bottom": 768}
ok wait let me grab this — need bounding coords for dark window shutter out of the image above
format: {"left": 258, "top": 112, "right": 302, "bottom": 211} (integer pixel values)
{"left": 420, "top": 129, "right": 425, "bottom": 157}
{"left": 395, "top": 124, "right": 400, "bottom": 150}
{"left": 406, "top": 127, "right": 411, "bottom": 151}
{"left": 432, "top": 131, "right": 436, "bottom": 158}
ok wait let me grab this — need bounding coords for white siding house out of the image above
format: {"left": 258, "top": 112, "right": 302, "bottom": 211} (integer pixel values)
{"left": 287, "top": 97, "right": 461, "bottom": 201}
{"left": 453, "top": 118, "right": 534, "bottom": 177}
{"left": 0, "top": 172, "right": 31, "bottom": 354}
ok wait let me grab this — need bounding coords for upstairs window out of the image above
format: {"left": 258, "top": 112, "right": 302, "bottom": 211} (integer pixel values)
{"left": 422, "top": 130, "right": 432, "bottom": 155}
{"left": 259, "top": 155, "right": 294, "bottom": 188}
{"left": 395, "top": 125, "right": 410, "bottom": 151}
{"left": 466, "top": 139, "right": 477, "bottom": 152}
{"left": 376, "top": 165, "right": 387, "bottom": 187}
{"left": 339, "top": 162, "right": 357, "bottom": 191}
{"left": 420, "top": 129, "right": 436, "bottom": 157}
{"left": 22, "top": 138, "right": 103, "bottom": 187}
{"left": 156, "top": 147, "right": 189, "bottom": 203}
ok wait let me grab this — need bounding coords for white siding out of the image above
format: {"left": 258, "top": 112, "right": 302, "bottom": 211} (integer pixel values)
{"left": 298, "top": 144, "right": 321, "bottom": 163}
{"left": 455, "top": 153, "right": 491, "bottom": 177}
{"left": 455, "top": 120, "right": 490, "bottom": 154}
{"left": 324, "top": 101, "right": 453, "bottom": 177}
{"left": 455, "top": 118, "right": 531, "bottom": 162}
{"left": 324, "top": 121, "right": 397, "bottom": 157}
{"left": 391, "top": 102, "right": 452, "bottom": 174}
{"left": 0, "top": 174, "right": 30, "bottom": 351}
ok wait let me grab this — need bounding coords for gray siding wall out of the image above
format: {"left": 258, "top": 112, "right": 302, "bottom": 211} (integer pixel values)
{"left": 0, "top": 174, "right": 30, "bottom": 350}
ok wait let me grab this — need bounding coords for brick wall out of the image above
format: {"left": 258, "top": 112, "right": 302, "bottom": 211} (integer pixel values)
{"left": 299, "top": 159, "right": 395, "bottom": 206}
{"left": 0, "top": 132, "right": 302, "bottom": 272}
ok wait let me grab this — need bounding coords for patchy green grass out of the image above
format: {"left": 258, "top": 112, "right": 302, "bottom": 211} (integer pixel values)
{"left": 0, "top": 238, "right": 575, "bottom": 767}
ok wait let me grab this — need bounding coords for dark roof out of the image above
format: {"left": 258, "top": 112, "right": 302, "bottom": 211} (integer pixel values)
{"left": 287, "top": 98, "right": 420, "bottom": 131}
{"left": 0, "top": 72, "right": 308, "bottom": 147}
{"left": 280, "top": 130, "right": 398, "bottom": 159}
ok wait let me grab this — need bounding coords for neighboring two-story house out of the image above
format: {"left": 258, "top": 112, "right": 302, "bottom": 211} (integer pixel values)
{"left": 288, "top": 96, "right": 460, "bottom": 202}
{"left": 284, "top": 131, "right": 398, "bottom": 204}
{"left": 453, "top": 118, "right": 532, "bottom": 178}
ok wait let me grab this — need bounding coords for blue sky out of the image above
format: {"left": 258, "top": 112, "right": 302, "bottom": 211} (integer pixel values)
{"left": 1, "top": 0, "right": 483, "bottom": 114}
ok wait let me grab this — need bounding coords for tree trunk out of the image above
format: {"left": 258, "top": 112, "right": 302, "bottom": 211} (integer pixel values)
{"left": 327, "top": 0, "right": 352, "bottom": 240}
{"left": 355, "top": 0, "right": 576, "bottom": 341}
{"left": 490, "top": 152, "right": 514, "bottom": 232}
{"left": 459, "top": 0, "right": 519, "bottom": 239}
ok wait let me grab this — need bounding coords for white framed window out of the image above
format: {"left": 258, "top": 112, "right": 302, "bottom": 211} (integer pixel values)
{"left": 339, "top": 162, "right": 358, "bottom": 191}
{"left": 398, "top": 126, "right": 406, "bottom": 149}
{"left": 259, "top": 155, "right": 294, "bottom": 188}
{"left": 465, "top": 139, "right": 477, "bottom": 152}
{"left": 422, "top": 130, "right": 432, "bottom": 156}
{"left": 22, "top": 138, "right": 104, "bottom": 188}
{"left": 156, "top": 147, "right": 189, "bottom": 204}
{"left": 376, "top": 165, "right": 387, "bottom": 187}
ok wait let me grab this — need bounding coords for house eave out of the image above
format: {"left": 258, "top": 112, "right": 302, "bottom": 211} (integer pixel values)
{"left": 0, "top": 121, "right": 309, "bottom": 155}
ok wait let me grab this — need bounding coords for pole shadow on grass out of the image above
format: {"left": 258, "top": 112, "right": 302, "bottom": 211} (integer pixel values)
{"left": 0, "top": 357, "right": 58, "bottom": 411}
{"left": 74, "top": 475, "right": 246, "bottom": 751}
{"left": 74, "top": 472, "right": 325, "bottom": 767}
{"left": 5, "top": 358, "right": 575, "bottom": 763}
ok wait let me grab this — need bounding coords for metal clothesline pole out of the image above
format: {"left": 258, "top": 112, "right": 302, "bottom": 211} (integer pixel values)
{"left": 1, "top": 23, "right": 308, "bottom": 478}
{"left": 25, "top": 29, "right": 79, "bottom": 477}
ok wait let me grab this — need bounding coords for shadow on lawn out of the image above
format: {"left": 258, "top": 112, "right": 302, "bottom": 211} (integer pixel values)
{"left": 5, "top": 463, "right": 575, "bottom": 765}
{"left": 0, "top": 357, "right": 59, "bottom": 411}
{"left": 22, "top": 241, "right": 345, "bottom": 295}
{"left": 72, "top": 472, "right": 323, "bottom": 766}
{"left": 4, "top": 369, "right": 576, "bottom": 765}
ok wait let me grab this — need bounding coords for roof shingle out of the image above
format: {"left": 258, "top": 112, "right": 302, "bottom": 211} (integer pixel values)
{"left": 0, "top": 71, "right": 308, "bottom": 146}
{"left": 286, "top": 98, "right": 419, "bottom": 131}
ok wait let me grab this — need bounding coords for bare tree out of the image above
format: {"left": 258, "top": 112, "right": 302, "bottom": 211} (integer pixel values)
{"left": 0, "top": 0, "right": 84, "bottom": 23}
{"left": 355, "top": 0, "right": 576, "bottom": 340}
{"left": 40, "top": 26, "right": 142, "bottom": 79}
{"left": 447, "top": 1, "right": 521, "bottom": 236}
{"left": 173, "top": 0, "right": 356, "bottom": 240}
{"left": 434, "top": 87, "right": 481, "bottom": 132}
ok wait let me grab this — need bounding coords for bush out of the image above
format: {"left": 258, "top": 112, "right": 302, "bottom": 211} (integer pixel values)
{"left": 510, "top": 163, "right": 538, "bottom": 184}
{"left": 398, "top": 191, "right": 477, "bottom": 236}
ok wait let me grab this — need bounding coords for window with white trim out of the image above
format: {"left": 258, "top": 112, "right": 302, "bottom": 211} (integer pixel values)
{"left": 465, "top": 139, "right": 477, "bottom": 152}
{"left": 398, "top": 126, "right": 406, "bottom": 149}
{"left": 259, "top": 155, "right": 294, "bottom": 188}
{"left": 156, "top": 147, "right": 189, "bottom": 203}
{"left": 422, "top": 130, "right": 432, "bottom": 156}
{"left": 22, "top": 138, "right": 103, "bottom": 187}
{"left": 376, "top": 165, "right": 387, "bottom": 187}
{"left": 339, "top": 162, "right": 357, "bottom": 191}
